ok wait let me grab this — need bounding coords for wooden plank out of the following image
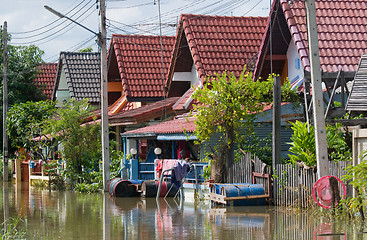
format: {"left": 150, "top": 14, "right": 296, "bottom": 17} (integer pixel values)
{"left": 209, "top": 192, "right": 226, "bottom": 204}
{"left": 223, "top": 194, "right": 269, "bottom": 201}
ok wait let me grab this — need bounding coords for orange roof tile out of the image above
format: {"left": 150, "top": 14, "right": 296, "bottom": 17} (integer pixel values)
{"left": 168, "top": 14, "right": 267, "bottom": 85}
{"left": 34, "top": 63, "right": 57, "bottom": 100}
{"left": 109, "top": 35, "right": 175, "bottom": 100}
{"left": 167, "top": 14, "right": 267, "bottom": 111}
{"left": 257, "top": 0, "right": 367, "bottom": 74}
{"left": 109, "top": 97, "right": 179, "bottom": 126}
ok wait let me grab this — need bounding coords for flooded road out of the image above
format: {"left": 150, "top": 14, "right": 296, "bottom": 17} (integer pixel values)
{"left": 0, "top": 182, "right": 365, "bottom": 239}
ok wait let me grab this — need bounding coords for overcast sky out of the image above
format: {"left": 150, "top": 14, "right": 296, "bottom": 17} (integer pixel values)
{"left": 1, "top": 0, "right": 270, "bottom": 62}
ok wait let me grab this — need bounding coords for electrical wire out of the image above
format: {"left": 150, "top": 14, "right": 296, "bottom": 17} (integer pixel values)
{"left": 12, "top": 2, "right": 97, "bottom": 45}
{"left": 242, "top": 0, "right": 264, "bottom": 16}
{"left": 11, "top": 0, "right": 88, "bottom": 35}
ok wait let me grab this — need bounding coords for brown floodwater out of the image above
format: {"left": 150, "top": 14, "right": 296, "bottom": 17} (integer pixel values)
{"left": 0, "top": 182, "right": 365, "bottom": 239}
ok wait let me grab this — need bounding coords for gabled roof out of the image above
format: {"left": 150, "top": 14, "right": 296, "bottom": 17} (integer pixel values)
{"left": 167, "top": 14, "right": 267, "bottom": 87}
{"left": 255, "top": 0, "right": 367, "bottom": 79}
{"left": 108, "top": 94, "right": 135, "bottom": 115}
{"left": 121, "top": 116, "right": 196, "bottom": 137}
{"left": 346, "top": 54, "right": 367, "bottom": 111}
{"left": 172, "top": 81, "right": 200, "bottom": 112}
{"left": 52, "top": 52, "right": 101, "bottom": 103}
{"left": 109, "top": 97, "right": 180, "bottom": 126}
{"left": 108, "top": 34, "right": 175, "bottom": 101}
{"left": 34, "top": 63, "right": 57, "bottom": 100}
{"left": 167, "top": 14, "right": 267, "bottom": 110}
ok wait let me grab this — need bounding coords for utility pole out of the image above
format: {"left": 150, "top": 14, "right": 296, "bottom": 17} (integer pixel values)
{"left": 44, "top": 3, "right": 110, "bottom": 190}
{"left": 99, "top": 0, "right": 110, "bottom": 192}
{"left": 3, "top": 21, "right": 8, "bottom": 182}
{"left": 272, "top": 76, "right": 281, "bottom": 166}
{"left": 305, "top": 0, "right": 329, "bottom": 178}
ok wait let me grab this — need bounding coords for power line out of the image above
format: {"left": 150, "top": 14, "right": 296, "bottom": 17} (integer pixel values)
{"left": 11, "top": 0, "right": 88, "bottom": 35}
{"left": 12, "top": 2, "right": 97, "bottom": 45}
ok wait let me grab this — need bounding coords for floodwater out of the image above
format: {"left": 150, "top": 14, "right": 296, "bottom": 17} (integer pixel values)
{"left": 0, "top": 182, "right": 366, "bottom": 240}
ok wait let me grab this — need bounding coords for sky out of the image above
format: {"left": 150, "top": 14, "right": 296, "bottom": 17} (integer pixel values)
{"left": 1, "top": 0, "right": 271, "bottom": 62}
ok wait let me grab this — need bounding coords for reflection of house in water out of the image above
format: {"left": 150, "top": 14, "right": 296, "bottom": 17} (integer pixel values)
{"left": 111, "top": 197, "right": 208, "bottom": 239}
{"left": 209, "top": 207, "right": 270, "bottom": 239}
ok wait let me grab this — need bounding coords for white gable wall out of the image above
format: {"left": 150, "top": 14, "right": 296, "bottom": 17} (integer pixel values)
{"left": 172, "top": 63, "right": 201, "bottom": 86}
{"left": 55, "top": 68, "right": 71, "bottom": 107}
{"left": 287, "top": 40, "right": 304, "bottom": 89}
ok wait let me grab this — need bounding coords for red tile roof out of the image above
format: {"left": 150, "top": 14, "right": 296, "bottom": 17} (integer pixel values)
{"left": 35, "top": 63, "right": 57, "bottom": 100}
{"left": 110, "top": 34, "right": 175, "bottom": 99}
{"left": 259, "top": 0, "right": 367, "bottom": 73}
{"left": 172, "top": 82, "right": 200, "bottom": 112}
{"left": 167, "top": 14, "right": 267, "bottom": 86}
{"left": 108, "top": 94, "right": 136, "bottom": 116}
{"left": 168, "top": 14, "right": 267, "bottom": 111}
{"left": 122, "top": 116, "right": 197, "bottom": 135}
{"left": 109, "top": 97, "right": 180, "bottom": 126}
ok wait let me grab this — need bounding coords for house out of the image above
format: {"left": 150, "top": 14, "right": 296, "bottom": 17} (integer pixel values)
{"left": 253, "top": 0, "right": 367, "bottom": 118}
{"left": 165, "top": 14, "right": 268, "bottom": 113}
{"left": 105, "top": 34, "right": 176, "bottom": 148}
{"left": 107, "top": 34, "right": 175, "bottom": 106}
{"left": 117, "top": 14, "right": 300, "bottom": 169}
{"left": 34, "top": 63, "right": 58, "bottom": 100}
{"left": 52, "top": 52, "right": 101, "bottom": 107}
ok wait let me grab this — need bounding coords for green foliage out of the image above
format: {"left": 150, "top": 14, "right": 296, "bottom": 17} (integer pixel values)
{"left": 288, "top": 120, "right": 352, "bottom": 167}
{"left": 0, "top": 217, "right": 26, "bottom": 239}
{"left": 341, "top": 150, "right": 367, "bottom": 218}
{"left": 192, "top": 71, "right": 273, "bottom": 145}
{"left": 203, "top": 161, "right": 212, "bottom": 180}
{"left": 0, "top": 28, "right": 46, "bottom": 104}
{"left": 75, "top": 182, "right": 101, "bottom": 193}
{"left": 78, "top": 47, "right": 93, "bottom": 53}
{"left": 7, "top": 100, "right": 57, "bottom": 158}
{"left": 288, "top": 121, "right": 316, "bottom": 167}
{"left": 0, "top": 27, "right": 46, "bottom": 147}
{"left": 281, "top": 78, "right": 299, "bottom": 102}
{"left": 343, "top": 150, "right": 367, "bottom": 195}
{"left": 326, "top": 122, "right": 352, "bottom": 162}
{"left": 192, "top": 70, "right": 274, "bottom": 181}
{"left": 110, "top": 148, "right": 124, "bottom": 179}
{"left": 237, "top": 131, "right": 272, "bottom": 165}
{"left": 47, "top": 99, "right": 101, "bottom": 185}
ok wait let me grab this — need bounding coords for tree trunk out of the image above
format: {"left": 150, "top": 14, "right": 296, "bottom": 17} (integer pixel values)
{"left": 213, "top": 155, "right": 226, "bottom": 183}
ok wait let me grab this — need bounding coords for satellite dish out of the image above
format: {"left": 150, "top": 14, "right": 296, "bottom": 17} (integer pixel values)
{"left": 312, "top": 175, "right": 346, "bottom": 209}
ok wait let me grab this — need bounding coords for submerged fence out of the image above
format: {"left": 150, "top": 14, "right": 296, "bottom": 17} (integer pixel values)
{"left": 227, "top": 153, "right": 352, "bottom": 208}
{"left": 274, "top": 161, "right": 352, "bottom": 208}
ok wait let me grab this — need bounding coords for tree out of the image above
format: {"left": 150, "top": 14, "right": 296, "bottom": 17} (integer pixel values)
{"left": 47, "top": 99, "right": 101, "bottom": 184}
{"left": 1, "top": 26, "right": 46, "bottom": 148}
{"left": 191, "top": 71, "right": 275, "bottom": 182}
{"left": 0, "top": 27, "right": 46, "bottom": 104}
{"left": 6, "top": 100, "right": 57, "bottom": 160}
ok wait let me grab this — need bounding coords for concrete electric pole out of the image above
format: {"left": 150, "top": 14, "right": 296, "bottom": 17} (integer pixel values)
{"left": 305, "top": 0, "right": 329, "bottom": 178}
{"left": 3, "top": 21, "right": 8, "bottom": 182}
{"left": 45, "top": 2, "right": 110, "bottom": 190}
{"left": 99, "top": 0, "right": 110, "bottom": 192}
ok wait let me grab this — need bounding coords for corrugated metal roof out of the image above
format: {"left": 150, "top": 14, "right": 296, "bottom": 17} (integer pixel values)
{"left": 157, "top": 133, "right": 197, "bottom": 141}
{"left": 121, "top": 117, "right": 197, "bottom": 135}
{"left": 346, "top": 55, "right": 367, "bottom": 111}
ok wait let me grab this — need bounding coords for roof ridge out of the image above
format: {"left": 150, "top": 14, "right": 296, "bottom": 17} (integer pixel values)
{"left": 181, "top": 13, "right": 267, "bottom": 20}
{"left": 111, "top": 34, "right": 175, "bottom": 39}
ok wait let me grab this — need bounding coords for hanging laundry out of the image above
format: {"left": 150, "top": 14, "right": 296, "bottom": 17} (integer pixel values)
{"left": 171, "top": 161, "right": 190, "bottom": 188}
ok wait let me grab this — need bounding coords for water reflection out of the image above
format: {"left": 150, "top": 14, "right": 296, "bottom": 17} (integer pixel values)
{"left": 0, "top": 183, "right": 366, "bottom": 239}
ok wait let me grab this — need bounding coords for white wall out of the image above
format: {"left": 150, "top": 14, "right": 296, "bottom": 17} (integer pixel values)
{"left": 287, "top": 40, "right": 304, "bottom": 90}
{"left": 172, "top": 63, "right": 201, "bottom": 86}
{"left": 55, "top": 68, "right": 71, "bottom": 107}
